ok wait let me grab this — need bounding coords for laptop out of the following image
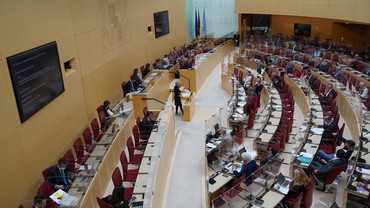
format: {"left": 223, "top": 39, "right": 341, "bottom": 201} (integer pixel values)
{"left": 236, "top": 147, "right": 247, "bottom": 161}
{"left": 277, "top": 173, "right": 290, "bottom": 187}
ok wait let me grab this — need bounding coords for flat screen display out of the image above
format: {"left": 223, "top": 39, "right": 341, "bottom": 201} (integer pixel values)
{"left": 7, "top": 41, "right": 65, "bottom": 123}
{"left": 294, "top": 23, "right": 311, "bottom": 37}
{"left": 154, "top": 11, "right": 169, "bottom": 38}
{"left": 251, "top": 14, "right": 270, "bottom": 32}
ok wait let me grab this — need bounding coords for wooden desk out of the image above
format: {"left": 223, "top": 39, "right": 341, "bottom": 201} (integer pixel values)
{"left": 183, "top": 92, "right": 196, "bottom": 122}
{"left": 180, "top": 42, "right": 233, "bottom": 92}
{"left": 250, "top": 190, "right": 285, "bottom": 208}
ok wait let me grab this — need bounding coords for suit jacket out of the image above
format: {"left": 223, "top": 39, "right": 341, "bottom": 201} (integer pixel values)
{"left": 233, "top": 160, "right": 257, "bottom": 178}
{"left": 312, "top": 157, "right": 346, "bottom": 182}
{"left": 174, "top": 85, "right": 182, "bottom": 106}
{"left": 48, "top": 165, "right": 71, "bottom": 191}
{"left": 140, "top": 117, "right": 153, "bottom": 136}
{"left": 320, "top": 121, "right": 339, "bottom": 139}
{"left": 124, "top": 80, "right": 136, "bottom": 93}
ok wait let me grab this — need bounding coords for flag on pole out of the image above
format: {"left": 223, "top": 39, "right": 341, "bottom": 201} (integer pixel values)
{"left": 195, "top": 9, "right": 198, "bottom": 39}
{"left": 202, "top": 8, "right": 207, "bottom": 38}
{"left": 197, "top": 10, "right": 201, "bottom": 39}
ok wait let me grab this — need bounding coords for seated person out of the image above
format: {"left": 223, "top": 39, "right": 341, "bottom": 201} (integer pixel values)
{"left": 140, "top": 111, "right": 155, "bottom": 137}
{"left": 357, "top": 180, "right": 370, "bottom": 207}
{"left": 319, "top": 83, "right": 336, "bottom": 101}
{"left": 304, "top": 71, "right": 316, "bottom": 86}
{"left": 232, "top": 152, "right": 257, "bottom": 178}
{"left": 315, "top": 133, "right": 355, "bottom": 162}
{"left": 316, "top": 116, "right": 339, "bottom": 140}
{"left": 243, "top": 71, "right": 253, "bottom": 89}
{"left": 252, "top": 78, "right": 263, "bottom": 97}
{"left": 210, "top": 127, "right": 233, "bottom": 150}
{"left": 142, "top": 63, "right": 151, "bottom": 78}
{"left": 271, "top": 73, "right": 282, "bottom": 90}
{"left": 230, "top": 123, "right": 245, "bottom": 145}
{"left": 124, "top": 78, "right": 137, "bottom": 94}
{"left": 130, "top": 68, "right": 142, "bottom": 89}
{"left": 48, "top": 158, "right": 72, "bottom": 191}
{"left": 260, "top": 146, "right": 278, "bottom": 166}
{"left": 351, "top": 54, "right": 361, "bottom": 69}
{"left": 238, "top": 104, "right": 252, "bottom": 129}
{"left": 102, "top": 186, "right": 134, "bottom": 208}
{"left": 310, "top": 149, "right": 346, "bottom": 182}
{"left": 333, "top": 66, "right": 344, "bottom": 79}
{"left": 32, "top": 194, "right": 46, "bottom": 208}
{"left": 281, "top": 169, "right": 311, "bottom": 206}
{"left": 161, "top": 55, "right": 170, "bottom": 68}
{"left": 359, "top": 82, "right": 369, "bottom": 103}
{"left": 103, "top": 100, "right": 114, "bottom": 118}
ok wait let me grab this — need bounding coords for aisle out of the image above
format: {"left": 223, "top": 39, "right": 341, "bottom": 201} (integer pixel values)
{"left": 165, "top": 62, "right": 230, "bottom": 208}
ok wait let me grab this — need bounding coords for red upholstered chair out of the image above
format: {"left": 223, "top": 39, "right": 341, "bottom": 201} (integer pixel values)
{"left": 19, "top": 205, "right": 24, "bottom": 208}
{"left": 73, "top": 137, "right": 88, "bottom": 165}
{"left": 220, "top": 174, "right": 246, "bottom": 201}
{"left": 37, "top": 180, "right": 58, "bottom": 208}
{"left": 98, "top": 110, "right": 110, "bottom": 132}
{"left": 111, "top": 168, "right": 134, "bottom": 199}
{"left": 143, "top": 106, "right": 148, "bottom": 118}
{"left": 336, "top": 123, "right": 345, "bottom": 146}
{"left": 63, "top": 149, "right": 77, "bottom": 173}
{"left": 120, "top": 151, "right": 139, "bottom": 174}
{"left": 132, "top": 126, "right": 147, "bottom": 150}
{"left": 333, "top": 54, "right": 339, "bottom": 62}
{"left": 96, "top": 197, "right": 113, "bottom": 208}
{"left": 284, "top": 192, "right": 303, "bottom": 208}
{"left": 42, "top": 164, "right": 55, "bottom": 180}
{"left": 301, "top": 178, "right": 316, "bottom": 208}
{"left": 83, "top": 127, "right": 96, "bottom": 153}
{"left": 96, "top": 105, "right": 103, "bottom": 113}
{"left": 322, "top": 99, "right": 336, "bottom": 112}
{"left": 91, "top": 118, "right": 103, "bottom": 142}
{"left": 127, "top": 137, "right": 143, "bottom": 164}
{"left": 234, "top": 68, "right": 239, "bottom": 77}
{"left": 121, "top": 81, "right": 127, "bottom": 98}
{"left": 314, "top": 164, "right": 347, "bottom": 191}
{"left": 140, "top": 65, "right": 145, "bottom": 76}
{"left": 323, "top": 105, "right": 338, "bottom": 118}
{"left": 136, "top": 117, "right": 141, "bottom": 127}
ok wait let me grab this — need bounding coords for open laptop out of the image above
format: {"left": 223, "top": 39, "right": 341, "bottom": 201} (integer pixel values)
{"left": 276, "top": 173, "right": 290, "bottom": 187}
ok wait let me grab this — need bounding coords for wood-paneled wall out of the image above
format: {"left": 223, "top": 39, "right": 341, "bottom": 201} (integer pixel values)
{"left": 235, "top": 0, "right": 370, "bottom": 24}
{"left": 0, "top": 0, "right": 186, "bottom": 207}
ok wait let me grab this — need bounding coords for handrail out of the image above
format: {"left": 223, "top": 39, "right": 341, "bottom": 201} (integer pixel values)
{"left": 141, "top": 97, "right": 166, "bottom": 105}
{"left": 169, "top": 71, "right": 191, "bottom": 91}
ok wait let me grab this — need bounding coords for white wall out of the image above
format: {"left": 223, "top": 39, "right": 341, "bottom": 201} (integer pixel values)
{"left": 186, "top": 0, "right": 238, "bottom": 41}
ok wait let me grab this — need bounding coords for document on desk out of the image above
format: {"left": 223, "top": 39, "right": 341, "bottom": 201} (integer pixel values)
{"left": 50, "top": 190, "right": 79, "bottom": 206}
{"left": 78, "top": 164, "right": 94, "bottom": 171}
{"left": 237, "top": 101, "right": 247, "bottom": 107}
{"left": 311, "top": 128, "right": 324, "bottom": 134}
{"left": 224, "top": 162, "right": 241, "bottom": 172}
{"left": 182, "top": 92, "right": 191, "bottom": 97}
{"left": 236, "top": 108, "right": 243, "bottom": 114}
{"left": 206, "top": 143, "right": 217, "bottom": 149}
{"left": 273, "top": 184, "right": 289, "bottom": 194}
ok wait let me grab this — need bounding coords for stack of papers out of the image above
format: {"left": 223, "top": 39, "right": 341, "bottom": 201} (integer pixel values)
{"left": 311, "top": 128, "right": 324, "bottom": 134}
{"left": 299, "top": 152, "right": 314, "bottom": 159}
{"left": 50, "top": 190, "right": 79, "bottom": 206}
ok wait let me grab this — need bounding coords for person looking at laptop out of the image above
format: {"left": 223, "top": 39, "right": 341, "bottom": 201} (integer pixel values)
{"left": 48, "top": 158, "right": 72, "bottom": 191}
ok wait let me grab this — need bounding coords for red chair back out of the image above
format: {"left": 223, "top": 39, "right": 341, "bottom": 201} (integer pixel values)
{"left": 121, "top": 81, "right": 127, "bottom": 97}
{"left": 140, "top": 65, "right": 145, "bottom": 76}
{"left": 127, "top": 136, "right": 135, "bottom": 158}
{"left": 73, "top": 137, "right": 85, "bottom": 163}
{"left": 324, "top": 164, "right": 347, "bottom": 185}
{"left": 91, "top": 118, "right": 102, "bottom": 141}
{"left": 120, "top": 151, "right": 129, "bottom": 173}
{"left": 301, "top": 178, "right": 316, "bottom": 208}
{"left": 37, "top": 180, "right": 56, "bottom": 208}
{"left": 83, "top": 127, "right": 93, "bottom": 146}
{"left": 96, "top": 105, "right": 103, "bottom": 113}
{"left": 19, "top": 205, "right": 23, "bottom": 208}
{"left": 42, "top": 164, "right": 55, "bottom": 180}
{"left": 63, "top": 149, "right": 76, "bottom": 173}
{"left": 112, "top": 167, "right": 122, "bottom": 187}
{"left": 136, "top": 117, "right": 141, "bottom": 126}
{"left": 291, "top": 192, "right": 303, "bottom": 208}
{"left": 143, "top": 106, "right": 148, "bottom": 118}
{"left": 96, "top": 197, "right": 113, "bottom": 208}
{"left": 98, "top": 111, "right": 109, "bottom": 131}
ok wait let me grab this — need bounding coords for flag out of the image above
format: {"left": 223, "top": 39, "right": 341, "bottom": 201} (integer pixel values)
{"left": 195, "top": 9, "right": 198, "bottom": 39}
{"left": 202, "top": 8, "right": 207, "bottom": 38}
{"left": 197, "top": 10, "right": 201, "bottom": 39}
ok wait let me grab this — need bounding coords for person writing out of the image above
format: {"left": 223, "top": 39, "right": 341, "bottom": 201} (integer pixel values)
{"left": 173, "top": 81, "right": 183, "bottom": 114}
{"left": 102, "top": 186, "right": 135, "bottom": 208}
{"left": 232, "top": 152, "right": 257, "bottom": 178}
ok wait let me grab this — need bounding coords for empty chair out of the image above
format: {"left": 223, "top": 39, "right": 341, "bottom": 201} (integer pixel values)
{"left": 63, "top": 149, "right": 77, "bottom": 173}
{"left": 91, "top": 118, "right": 103, "bottom": 142}
{"left": 132, "top": 125, "right": 149, "bottom": 147}
{"left": 336, "top": 123, "right": 345, "bottom": 146}
{"left": 96, "top": 197, "right": 113, "bottom": 208}
{"left": 120, "top": 151, "right": 139, "bottom": 174}
{"left": 83, "top": 127, "right": 96, "bottom": 153}
{"left": 121, "top": 81, "right": 127, "bottom": 98}
{"left": 73, "top": 137, "right": 89, "bottom": 165}
{"left": 127, "top": 137, "right": 143, "bottom": 164}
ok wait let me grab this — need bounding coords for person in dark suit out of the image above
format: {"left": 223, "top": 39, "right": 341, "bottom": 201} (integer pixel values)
{"left": 103, "top": 100, "right": 113, "bottom": 118}
{"left": 142, "top": 63, "right": 151, "bottom": 78}
{"left": 32, "top": 194, "right": 46, "bottom": 208}
{"left": 232, "top": 152, "right": 257, "bottom": 178}
{"left": 124, "top": 78, "right": 136, "bottom": 95}
{"left": 317, "top": 116, "right": 339, "bottom": 140}
{"left": 130, "top": 68, "right": 142, "bottom": 89}
{"left": 304, "top": 71, "right": 316, "bottom": 86}
{"left": 140, "top": 111, "right": 155, "bottom": 137}
{"left": 319, "top": 83, "right": 336, "bottom": 101}
{"left": 252, "top": 78, "right": 263, "bottom": 96}
{"left": 315, "top": 133, "right": 355, "bottom": 162}
{"left": 174, "top": 81, "right": 183, "bottom": 114}
{"left": 48, "top": 158, "right": 72, "bottom": 191}
{"left": 233, "top": 32, "right": 240, "bottom": 47}
{"left": 310, "top": 149, "right": 346, "bottom": 182}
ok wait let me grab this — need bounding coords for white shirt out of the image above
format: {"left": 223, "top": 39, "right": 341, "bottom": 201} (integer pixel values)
{"left": 243, "top": 75, "right": 253, "bottom": 88}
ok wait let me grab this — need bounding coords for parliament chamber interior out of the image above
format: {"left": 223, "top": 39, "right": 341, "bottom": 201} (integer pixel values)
{"left": 1, "top": 0, "right": 369, "bottom": 207}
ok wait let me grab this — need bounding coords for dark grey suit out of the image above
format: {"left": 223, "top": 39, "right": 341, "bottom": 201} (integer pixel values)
{"left": 311, "top": 157, "right": 346, "bottom": 182}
